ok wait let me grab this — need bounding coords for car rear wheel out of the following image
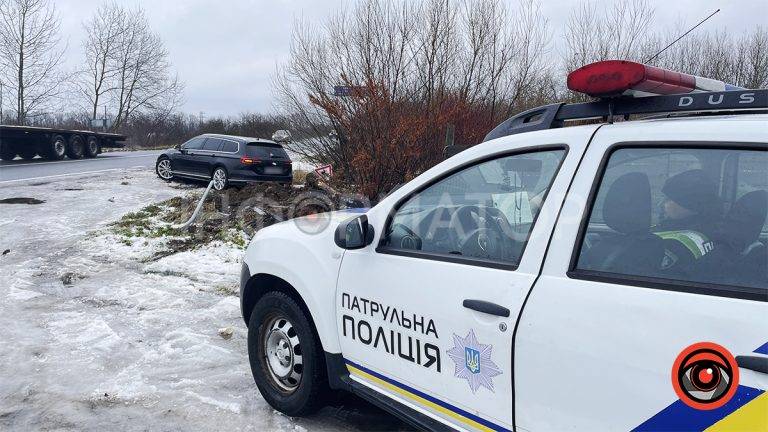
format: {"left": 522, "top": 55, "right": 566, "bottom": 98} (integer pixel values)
{"left": 212, "top": 167, "right": 228, "bottom": 191}
{"left": 248, "top": 291, "right": 329, "bottom": 416}
{"left": 156, "top": 158, "right": 173, "bottom": 181}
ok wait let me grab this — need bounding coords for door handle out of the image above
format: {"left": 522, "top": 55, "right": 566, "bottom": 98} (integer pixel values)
{"left": 736, "top": 355, "right": 768, "bottom": 374}
{"left": 462, "top": 299, "right": 510, "bottom": 317}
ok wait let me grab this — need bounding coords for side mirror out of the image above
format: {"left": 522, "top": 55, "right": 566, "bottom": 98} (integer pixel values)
{"left": 335, "top": 215, "right": 375, "bottom": 249}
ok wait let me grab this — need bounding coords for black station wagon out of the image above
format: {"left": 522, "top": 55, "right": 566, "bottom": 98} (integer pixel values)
{"left": 155, "top": 134, "right": 293, "bottom": 190}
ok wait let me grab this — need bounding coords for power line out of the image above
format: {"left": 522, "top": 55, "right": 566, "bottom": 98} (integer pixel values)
{"left": 646, "top": 9, "right": 720, "bottom": 64}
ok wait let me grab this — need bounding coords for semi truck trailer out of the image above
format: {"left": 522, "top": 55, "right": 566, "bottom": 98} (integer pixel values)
{"left": 0, "top": 125, "right": 127, "bottom": 161}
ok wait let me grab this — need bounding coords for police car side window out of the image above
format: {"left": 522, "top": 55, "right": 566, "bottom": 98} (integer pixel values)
{"left": 576, "top": 147, "right": 767, "bottom": 292}
{"left": 381, "top": 149, "right": 566, "bottom": 266}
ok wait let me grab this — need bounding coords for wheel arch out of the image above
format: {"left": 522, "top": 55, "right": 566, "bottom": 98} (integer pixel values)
{"left": 242, "top": 273, "right": 325, "bottom": 351}
{"left": 210, "top": 163, "right": 228, "bottom": 176}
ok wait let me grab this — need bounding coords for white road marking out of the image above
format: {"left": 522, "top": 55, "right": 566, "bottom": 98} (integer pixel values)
{"left": 0, "top": 166, "right": 147, "bottom": 184}
{"left": 0, "top": 152, "right": 157, "bottom": 168}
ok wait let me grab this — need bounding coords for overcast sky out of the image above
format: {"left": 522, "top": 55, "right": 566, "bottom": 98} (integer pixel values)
{"left": 54, "top": 0, "right": 767, "bottom": 117}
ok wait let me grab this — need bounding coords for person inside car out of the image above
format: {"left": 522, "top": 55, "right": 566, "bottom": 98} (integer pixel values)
{"left": 654, "top": 169, "right": 722, "bottom": 277}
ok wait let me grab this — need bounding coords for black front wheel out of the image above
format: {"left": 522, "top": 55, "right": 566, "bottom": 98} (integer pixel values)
{"left": 248, "top": 291, "right": 329, "bottom": 416}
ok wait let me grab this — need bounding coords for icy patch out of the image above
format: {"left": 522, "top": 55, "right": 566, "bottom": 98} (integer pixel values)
{"left": 142, "top": 241, "right": 242, "bottom": 287}
{"left": 185, "top": 391, "right": 241, "bottom": 413}
{"left": 7, "top": 287, "right": 43, "bottom": 301}
{"left": 46, "top": 312, "right": 122, "bottom": 353}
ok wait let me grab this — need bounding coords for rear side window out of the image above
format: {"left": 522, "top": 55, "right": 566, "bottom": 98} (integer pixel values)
{"left": 247, "top": 143, "right": 289, "bottom": 159}
{"left": 202, "top": 138, "right": 222, "bottom": 151}
{"left": 182, "top": 137, "right": 205, "bottom": 150}
{"left": 220, "top": 140, "right": 238, "bottom": 153}
{"left": 574, "top": 146, "right": 767, "bottom": 295}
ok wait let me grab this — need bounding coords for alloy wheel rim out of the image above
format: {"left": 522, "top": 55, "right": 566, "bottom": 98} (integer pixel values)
{"left": 157, "top": 160, "right": 172, "bottom": 179}
{"left": 213, "top": 169, "right": 226, "bottom": 190}
{"left": 54, "top": 140, "right": 65, "bottom": 156}
{"left": 88, "top": 141, "right": 98, "bottom": 154}
{"left": 262, "top": 315, "right": 302, "bottom": 392}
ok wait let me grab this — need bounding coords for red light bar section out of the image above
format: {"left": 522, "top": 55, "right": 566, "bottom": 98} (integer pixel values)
{"left": 567, "top": 60, "right": 696, "bottom": 97}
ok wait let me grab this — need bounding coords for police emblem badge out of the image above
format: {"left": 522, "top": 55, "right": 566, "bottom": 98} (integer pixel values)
{"left": 447, "top": 329, "right": 502, "bottom": 393}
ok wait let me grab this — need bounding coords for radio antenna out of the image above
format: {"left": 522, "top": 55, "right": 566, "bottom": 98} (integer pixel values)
{"left": 646, "top": 9, "right": 720, "bottom": 64}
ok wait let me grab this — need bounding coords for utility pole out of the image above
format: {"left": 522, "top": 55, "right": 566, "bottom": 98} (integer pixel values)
{"left": 0, "top": 80, "right": 4, "bottom": 123}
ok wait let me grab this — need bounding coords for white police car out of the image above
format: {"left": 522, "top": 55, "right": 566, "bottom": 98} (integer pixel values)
{"left": 240, "top": 61, "right": 768, "bottom": 431}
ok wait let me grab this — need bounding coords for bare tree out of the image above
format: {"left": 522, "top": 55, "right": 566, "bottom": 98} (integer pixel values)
{"left": 80, "top": 1, "right": 124, "bottom": 120}
{"left": 275, "top": 0, "right": 551, "bottom": 198}
{"left": 563, "top": 1, "right": 767, "bottom": 93}
{"left": 653, "top": 26, "right": 768, "bottom": 89}
{"left": 111, "top": 7, "right": 182, "bottom": 130}
{"left": 79, "top": 3, "right": 182, "bottom": 131}
{"left": 0, "top": 0, "right": 67, "bottom": 124}
{"left": 564, "top": 0, "right": 655, "bottom": 70}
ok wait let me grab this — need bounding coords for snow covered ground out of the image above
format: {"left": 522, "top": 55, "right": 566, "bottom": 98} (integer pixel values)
{"left": 0, "top": 169, "right": 407, "bottom": 431}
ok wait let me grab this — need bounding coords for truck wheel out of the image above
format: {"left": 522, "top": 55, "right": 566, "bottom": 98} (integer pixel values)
{"left": 156, "top": 157, "right": 173, "bottom": 181}
{"left": 84, "top": 136, "right": 99, "bottom": 158}
{"left": 0, "top": 143, "right": 16, "bottom": 161}
{"left": 44, "top": 135, "right": 67, "bottom": 160}
{"left": 248, "top": 291, "right": 329, "bottom": 416}
{"left": 17, "top": 145, "right": 37, "bottom": 160}
{"left": 66, "top": 135, "right": 85, "bottom": 159}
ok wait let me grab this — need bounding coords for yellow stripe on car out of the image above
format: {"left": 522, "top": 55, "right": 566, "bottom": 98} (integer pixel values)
{"left": 705, "top": 392, "right": 768, "bottom": 432}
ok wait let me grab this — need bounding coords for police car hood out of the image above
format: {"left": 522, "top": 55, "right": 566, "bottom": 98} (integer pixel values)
{"left": 250, "top": 208, "right": 369, "bottom": 246}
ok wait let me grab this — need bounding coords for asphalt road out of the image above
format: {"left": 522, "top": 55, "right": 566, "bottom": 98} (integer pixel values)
{"left": 0, "top": 150, "right": 163, "bottom": 184}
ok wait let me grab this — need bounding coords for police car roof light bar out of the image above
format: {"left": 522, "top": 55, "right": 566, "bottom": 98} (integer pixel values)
{"left": 483, "top": 88, "right": 767, "bottom": 142}
{"left": 567, "top": 60, "right": 744, "bottom": 98}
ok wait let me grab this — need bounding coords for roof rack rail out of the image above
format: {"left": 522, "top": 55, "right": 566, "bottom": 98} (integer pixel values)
{"left": 483, "top": 89, "right": 767, "bottom": 142}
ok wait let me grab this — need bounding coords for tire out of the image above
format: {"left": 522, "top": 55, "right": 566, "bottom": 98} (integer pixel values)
{"left": 84, "top": 136, "right": 99, "bottom": 158}
{"left": 0, "top": 142, "right": 16, "bottom": 161}
{"left": 17, "top": 145, "right": 37, "bottom": 160}
{"left": 248, "top": 291, "right": 329, "bottom": 417}
{"left": 156, "top": 157, "right": 174, "bottom": 181}
{"left": 43, "top": 135, "right": 66, "bottom": 160}
{"left": 212, "top": 166, "right": 228, "bottom": 191}
{"left": 66, "top": 135, "right": 85, "bottom": 159}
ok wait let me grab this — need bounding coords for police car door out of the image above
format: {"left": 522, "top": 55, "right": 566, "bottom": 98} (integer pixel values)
{"left": 515, "top": 120, "right": 768, "bottom": 431}
{"left": 335, "top": 127, "right": 597, "bottom": 431}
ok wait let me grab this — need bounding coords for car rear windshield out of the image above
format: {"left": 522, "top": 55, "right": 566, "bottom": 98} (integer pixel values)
{"left": 246, "top": 142, "right": 289, "bottom": 159}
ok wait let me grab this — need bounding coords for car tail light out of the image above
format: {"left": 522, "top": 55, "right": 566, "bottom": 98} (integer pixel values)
{"left": 240, "top": 156, "right": 260, "bottom": 165}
